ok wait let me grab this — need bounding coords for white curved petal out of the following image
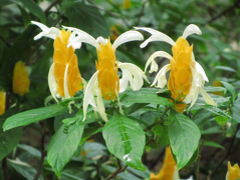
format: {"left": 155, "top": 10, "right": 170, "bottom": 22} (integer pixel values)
{"left": 145, "top": 51, "right": 172, "bottom": 73}
{"left": 200, "top": 88, "right": 217, "bottom": 106}
{"left": 151, "top": 64, "right": 170, "bottom": 88}
{"left": 183, "top": 66, "right": 202, "bottom": 106}
{"left": 62, "top": 26, "right": 99, "bottom": 48}
{"left": 119, "top": 69, "right": 131, "bottom": 92}
{"left": 83, "top": 72, "right": 99, "bottom": 121}
{"left": 31, "top": 21, "right": 60, "bottom": 40}
{"left": 96, "top": 90, "right": 108, "bottom": 122}
{"left": 63, "top": 64, "right": 71, "bottom": 98}
{"left": 118, "top": 62, "right": 146, "bottom": 92}
{"left": 195, "top": 62, "right": 209, "bottom": 82}
{"left": 134, "top": 27, "right": 175, "bottom": 47}
{"left": 48, "top": 64, "right": 58, "bottom": 102}
{"left": 182, "top": 24, "right": 202, "bottom": 39}
{"left": 68, "top": 33, "right": 82, "bottom": 49}
{"left": 31, "top": 21, "right": 49, "bottom": 31}
{"left": 112, "top": 30, "right": 144, "bottom": 49}
{"left": 96, "top": 36, "right": 108, "bottom": 45}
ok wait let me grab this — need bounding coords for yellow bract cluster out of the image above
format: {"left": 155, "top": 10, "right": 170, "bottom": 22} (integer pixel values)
{"left": 0, "top": 91, "right": 6, "bottom": 115}
{"left": 53, "top": 30, "right": 83, "bottom": 97}
{"left": 227, "top": 162, "right": 240, "bottom": 180}
{"left": 123, "top": 0, "right": 131, "bottom": 9}
{"left": 96, "top": 41, "right": 119, "bottom": 100}
{"left": 12, "top": 61, "right": 30, "bottom": 95}
{"left": 150, "top": 147, "right": 177, "bottom": 180}
{"left": 168, "top": 37, "right": 194, "bottom": 102}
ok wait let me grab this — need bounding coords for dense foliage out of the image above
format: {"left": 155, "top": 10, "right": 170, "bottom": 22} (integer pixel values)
{"left": 0, "top": 0, "right": 240, "bottom": 179}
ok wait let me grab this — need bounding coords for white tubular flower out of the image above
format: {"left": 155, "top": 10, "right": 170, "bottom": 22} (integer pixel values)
{"left": 63, "top": 26, "right": 145, "bottom": 121}
{"left": 32, "top": 21, "right": 84, "bottom": 101}
{"left": 136, "top": 24, "right": 216, "bottom": 111}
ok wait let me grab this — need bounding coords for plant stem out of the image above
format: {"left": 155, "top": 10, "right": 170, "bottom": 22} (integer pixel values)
{"left": 2, "top": 158, "right": 8, "bottom": 180}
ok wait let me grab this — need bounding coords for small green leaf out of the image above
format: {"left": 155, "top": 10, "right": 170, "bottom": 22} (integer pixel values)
{"left": 232, "top": 94, "right": 240, "bottom": 122}
{"left": 103, "top": 114, "right": 146, "bottom": 170}
{"left": 3, "top": 104, "right": 67, "bottom": 131}
{"left": 121, "top": 88, "right": 172, "bottom": 106}
{"left": 203, "top": 140, "right": 224, "bottom": 149}
{"left": 0, "top": 127, "right": 22, "bottom": 160}
{"left": 220, "top": 81, "right": 237, "bottom": 100}
{"left": 8, "top": 159, "right": 44, "bottom": 180}
{"left": 13, "top": 0, "right": 46, "bottom": 22}
{"left": 204, "top": 105, "right": 231, "bottom": 119}
{"left": 215, "top": 115, "right": 229, "bottom": 126}
{"left": 47, "top": 121, "right": 85, "bottom": 176}
{"left": 168, "top": 113, "right": 201, "bottom": 169}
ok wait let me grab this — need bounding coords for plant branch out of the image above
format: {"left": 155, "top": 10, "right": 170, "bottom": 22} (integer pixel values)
{"left": 44, "top": 0, "right": 61, "bottom": 13}
{"left": 33, "top": 123, "right": 46, "bottom": 180}
{"left": 2, "top": 158, "right": 9, "bottom": 180}
{"left": 106, "top": 160, "right": 127, "bottom": 180}
{"left": 208, "top": 0, "right": 240, "bottom": 23}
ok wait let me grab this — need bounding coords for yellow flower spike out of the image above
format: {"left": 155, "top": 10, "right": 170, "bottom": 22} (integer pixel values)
{"left": 150, "top": 146, "right": 179, "bottom": 180}
{"left": 0, "top": 91, "right": 6, "bottom": 115}
{"left": 53, "top": 30, "right": 83, "bottom": 98}
{"left": 96, "top": 40, "right": 119, "bottom": 100}
{"left": 226, "top": 162, "right": 240, "bottom": 180}
{"left": 12, "top": 61, "right": 30, "bottom": 95}
{"left": 31, "top": 21, "right": 84, "bottom": 100}
{"left": 123, "top": 0, "right": 131, "bottom": 9}
{"left": 136, "top": 24, "right": 217, "bottom": 110}
{"left": 63, "top": 26, "right": 145, "bottom": 121}
{"left": 168, "top": 37, "right": 194, "bottom": 102}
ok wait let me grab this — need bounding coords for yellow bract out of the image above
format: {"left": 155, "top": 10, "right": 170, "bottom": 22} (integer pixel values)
{"left": 226, "top": 162, "right": 240, "bottom": 180}
{"left": 0, "top": 91, "right": 6, "bottom": 115}
{"left": 12, "top": 61, "right": 30, "bottom": 95}
{"left": 96, "top": 41, "right": 119, "bottom": 100}
{"left": 123, "top": 0, "right": 131, "bottom": 9}
{"left": 168, "top": 37, "right": 194, "bottom": 102}
{"left": 150, "top": 146, "right": 177, "bottom": 180}
{"left": 53, "top": 30, "right": 83, "bottom": 97}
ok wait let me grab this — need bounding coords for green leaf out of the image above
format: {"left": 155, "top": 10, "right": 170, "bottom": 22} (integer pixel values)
{"left": 203, "top": 140, "right": 224, "bottom": 149}
{"left": 232, "top": 94, "right": 240, "bottom": 122}
{"left": 203, "top": 105, "right": 231, "bottom": 119}
{"left": 61, "top": 1, "right": 109, "bottom": 37}
{"left": 3, "top": 104, "right": 67, "bottom": 131}
{"left": 220, "top": 81, "right": 237, "bottom": 101}
{"left": 0, "top": 127, "right": 22, "bottom": 160}
{"left": 121, "top": 88, "right": 172, "bottom": 106}
{"left": 215, "top": 115, "right": 229, "bottom": 126}
{"left": 103, "top": 114, "right": 146, "bottom": 170}
{"left": 8, "top": 159, "right": 44, "bottom": 180}
{"left": 13, "top": 0, "right": 46, "bottom": 22}
{"left": 47, "top": 121, "right": 85, "bottom": 176}
{"left": 215, "top": 66, "right": 236, "bottom": 72}
{"left": 168, "top": 113, "right": 201, "bottom": 169}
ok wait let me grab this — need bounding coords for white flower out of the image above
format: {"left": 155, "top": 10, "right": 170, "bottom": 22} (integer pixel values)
{"left": 63, "top": 26, "right": 146, "bottom": 121}
{"left": 135, "top": 24, "right": 216, "bottom": 109}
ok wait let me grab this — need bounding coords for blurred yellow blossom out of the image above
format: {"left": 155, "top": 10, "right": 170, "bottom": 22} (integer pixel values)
{"left": 150, "top": 146, "right": 179, "bottom": 180}
{"left": 226, "top": 162, "right": 240, "bottom": 180}
{"left": 123, "top": 0, "right": 131, "bottom": 9}
{"left": 12, "top": 61, "right": 30, "bottom": 95}
{"left": 0, "top": 91, "right": 6, "bottom": 115}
